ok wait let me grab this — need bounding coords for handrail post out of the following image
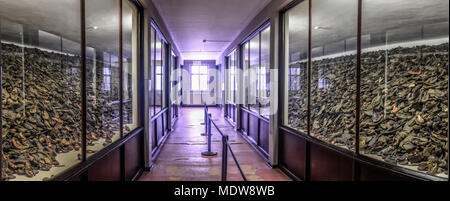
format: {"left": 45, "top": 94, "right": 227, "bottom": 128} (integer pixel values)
{"left": 201, "top": 113, "right": 217, "bottom": 156}
{"left": 200, "top": 105, "right": 208, "bottom": 136}
{"left": 221, "top": 135, "right": 228, "bottom": 181}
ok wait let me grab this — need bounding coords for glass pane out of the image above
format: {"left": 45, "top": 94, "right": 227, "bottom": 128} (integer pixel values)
{"left": 191, "top": 65, "right": 199, "bottom": 74}
{"left": 155, "top": 35, "right": 162, "bottom": 114}
{"left": 149, "top": 27, "right": 155, "bottom": 117}
{"left": 161, "top": 40, "right": 166, "bottom": 109}
{"left": 200, "top": 75, "right": 208, "bottom": 91}
{"left": 200, "top": 66, "right": 208, "bottom": 74}
{"left": 310, "top": 0, "right": 357, "bottom": 150}
{"left": 243, "top": 42, "right": 249, "bottom": 107}
{"left": 86, "top": 0, "right": 120, "bottom": 157}
{"left": 361, "top": 0, "right": 449, "bottom": 178}
{"left": 284, "top": 0, "right": 309, "bottom": 133}
{"left": 227, "top": 55, "right": 232, "bottom": 103}
{"left": 156, "top": 75, "right": 162, "bottom": 91}
{"left": 230, "top": 51, "right": 236, "bottom": 103}
{"left": 122, "top": 0, "right": 138, "bottom": 135}
{"left": 171, "top": 52, "right": 177, "bottom": 105}
{"left": 249, "top": 34, "right": 260, "bottom": 113}
{"left": 260, "top": 26, "right": 270, "bottom": 118}
{"left": 1, "top": 0, "right": 81, "bottom": 180}
{"left": 191, "top": 74, "right": 199, "bottom": 91}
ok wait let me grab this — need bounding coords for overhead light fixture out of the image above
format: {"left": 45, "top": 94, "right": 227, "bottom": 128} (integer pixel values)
{"left": 314, "top": 26, "right": 321, "bottom": 30}
{"left": 202, "top": 39, "right": 230, "bottom": 43}
{"left": 87, "top": 26, "right": 98, "bottom": 30}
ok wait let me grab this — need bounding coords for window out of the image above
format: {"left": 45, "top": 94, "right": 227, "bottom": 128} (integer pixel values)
{"left": 249, "top": 34, "right": 259, "bottom": 113}
{"left": 259, "top": 26, "right": 270, "bottom": 118}
{"left": 150, "top": 24, "right": 167, "bottom": 116}
{"left": 103, "top": 67, "right": 111, "bottom": 91}
{"left": 122, "top": 0, "right": 138, "bottom": 134}
{"left": 284, "top": 0, "right": 309, "bottom": 132}
{"left": 191, "top": 65, "right": 208, "bottom": 91}
{"left": 227, "top": 51, "right": 237, "bottom": 103}
{"left": 289, "top": 67, "right": 301, "bottom": 91}
{"left": 156, "top": 66, "right": 162, "bottom": 90}
{"left": 241, "top": 25, "right": 270, "bottom": 117}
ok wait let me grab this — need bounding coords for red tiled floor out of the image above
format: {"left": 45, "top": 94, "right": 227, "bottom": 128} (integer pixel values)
{"left": 138, "top": 107, "right": 291, "bottom": 181}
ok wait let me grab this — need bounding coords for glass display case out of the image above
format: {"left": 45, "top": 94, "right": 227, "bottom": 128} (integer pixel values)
{"left": 360, "top": 0, "right": 448, "bottom": 177}
{"left": 85, "top": 0, "right": 121, "bottom": 157}
{"left": 1, "top": 0, "right": 82, "bottom": 180}
{"left": 122, "top": 0, "right": 138, "bottom": 135}
{"left": 284, "top": 0, "right": 448, "bottom": 178}
{"left": 1, "top": 0, "right": 140, "bottom": 181}
{"left": 284, "top": 0, "right": 309, "bottom": 133}
{"left": 310, "top": 0, "right": 357, "bottom": 149}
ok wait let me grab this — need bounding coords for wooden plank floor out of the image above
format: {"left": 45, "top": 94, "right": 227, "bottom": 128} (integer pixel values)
{"left": 138, "top": 107, "right": 291, "bottom": 181}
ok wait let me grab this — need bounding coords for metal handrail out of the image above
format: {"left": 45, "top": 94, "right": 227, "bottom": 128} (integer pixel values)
{"left": 203, "top": 106, "right": 247, "bottom": 181}
{"left": 210, "top": 119, "right": 247, "bottom": 181}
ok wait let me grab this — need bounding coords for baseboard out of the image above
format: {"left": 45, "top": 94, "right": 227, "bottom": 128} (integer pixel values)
{"left": 279, "top": 165, "right": 302, "bottom": 181}
{"left": 131, "top": 167, "right": 145, "bottom": 181}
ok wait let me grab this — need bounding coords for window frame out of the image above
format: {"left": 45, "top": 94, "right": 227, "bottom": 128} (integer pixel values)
{"left": 190, "top": 65, "right": 208, "bottom": 91}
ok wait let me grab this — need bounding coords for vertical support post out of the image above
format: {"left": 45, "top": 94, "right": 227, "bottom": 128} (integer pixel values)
{"left": 221, "top": 135, "right": 229, "bottom": 181}
{"left": 119, "top": 0, "right": 125, "bottom": 182}
{"left": 201, "top": 113, "right": 217, "bottom": 156}
{"left": 0, "top": 18, "right": 3, "bottom": 181}
{"left": 80, "top": 0, "right": 87, "bottom": 163}
{"left": 354, "top": 0, "right": 362, "bottom": 181}
{"left": 200, "top": 104, "right": 208, "bottom": 136}
{"left": 207, "top": 113, "right": 212, "bottom": 152}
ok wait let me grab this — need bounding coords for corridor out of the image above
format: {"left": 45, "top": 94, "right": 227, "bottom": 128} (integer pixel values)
{"left": 139, "top": 107, "right": 290, "bottom": 181}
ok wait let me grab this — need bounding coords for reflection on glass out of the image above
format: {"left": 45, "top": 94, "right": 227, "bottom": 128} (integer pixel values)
{"left": 310, "top": 0, "right": 357, "bottom": 150}
{"left": 149, "top": 27, "right": 155, "bottom": 116}
{"left": 1, "top": 0, "right": 81, "bottom": 180}
{"left": 249, "top": 34, "right": 260, "bottom": 113}
{"left": 284, "top": 0, "right": 309, "bottom": 133}
{"left": 360, "top": 0, "right": 449, "bottom": 177}
{"left": 260, "top": 26, "right": 270, "bottom": 118}
{"left": 154, "top": 34, "right": 162, "bottom": 114}
{"left": 161, "top": 40, "right": 166, "bottom": 110}
{"left": 243, "top": 43, "right": 249, "bottom": 107}
{"left": 86, "top": 0, "right": 120, "bottom": 157}
{"left": 171, "top": 51, "right": 177, "bottom": 106}
{"left": 122, "top": 0, "right": 138, "bottom": 135}
{"left": 191, "top": 66, "right": 208, "bottom": 91}
{"left": 229, "top": 51, "right": 236, "bottom": 103}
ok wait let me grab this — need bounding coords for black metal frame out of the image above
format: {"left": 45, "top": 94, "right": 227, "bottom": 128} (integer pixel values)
{"left": 278, "top": 0, "right": 449, "bottom": 181}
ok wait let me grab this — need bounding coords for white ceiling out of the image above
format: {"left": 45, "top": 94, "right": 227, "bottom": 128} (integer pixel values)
{"left": 152, "top": 0, "right": 271, "bottom": 61}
